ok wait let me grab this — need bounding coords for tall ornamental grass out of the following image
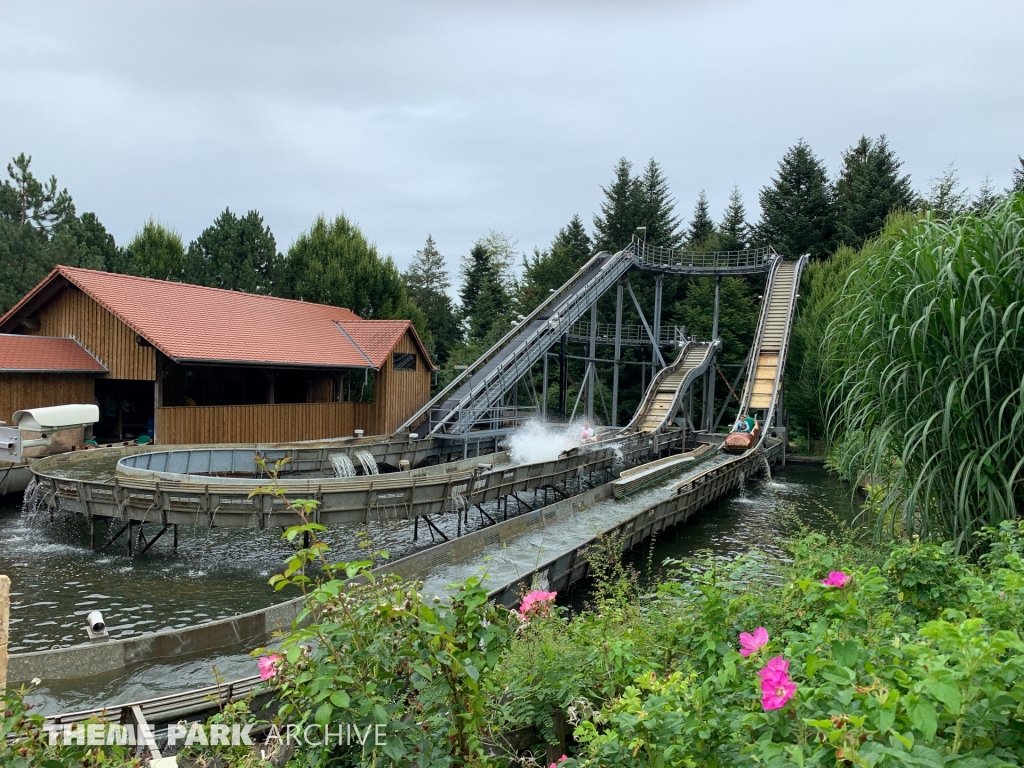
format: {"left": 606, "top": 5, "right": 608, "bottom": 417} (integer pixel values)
{"left": 825, "top": 194, "right": 1024, "bottom": 551}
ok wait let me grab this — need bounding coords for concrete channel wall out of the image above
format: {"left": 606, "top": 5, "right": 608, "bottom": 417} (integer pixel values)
{"left": 7, "top": 439, "right": 777, "bottom": 686}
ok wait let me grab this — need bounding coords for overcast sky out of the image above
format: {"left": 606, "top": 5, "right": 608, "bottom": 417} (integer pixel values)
{"left": 2, "top": 1, "right": 1021, "bottom": 277}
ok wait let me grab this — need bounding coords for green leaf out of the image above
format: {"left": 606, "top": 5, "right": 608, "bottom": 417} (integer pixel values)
{"left": 464, "top": 664, "right": 480, "bottom": 681}
{"left": 315, "top": 702, "right": 333, "bottom": 726}
{"left": 908, "top": 697, "right": 938, "bottom": 742}
{"left": 832, "top": 640, "right": 858, "bottom": 668}
{"left": 330, "top": 690, "right": 351, "bottom": 708}
{"left": 286, "top": 645, "right": 301, "bottom": 664}
{"left": 875, "top": 706, "right": 896, "bottom": 734}
{"left": 922, "top": 679, "right": 961, "bottom": 716}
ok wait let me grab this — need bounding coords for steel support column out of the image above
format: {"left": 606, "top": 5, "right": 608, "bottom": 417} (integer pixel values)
{"left": 612, "top": 281, "right": 623, "bottom": 426}
{"left": 558, "top": 333, "right": 568, "bottom": 420}
{"left": 586, "top": 301, "right": 597, "bottom": 420}
{"left": 702, "top": 275, "right": 722, "bottom": 431}
{"left": 542, "top": 353, "right": 549, "bottom": 420}
{"left": 652, "top": 275, "right": 664, "bottom": 384}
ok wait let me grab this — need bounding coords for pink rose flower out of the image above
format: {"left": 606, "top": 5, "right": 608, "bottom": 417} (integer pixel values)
{"left": 758, "top": 655, "right": 796, "bottom": 710}
{"left": 549, "top": 756, "right": 568, "bottom": 768}
{"left": 739, "top": 627, "right": 769, "bottom": 657}
{"left": 519, "top": 590, "right": 557, "bottom": 620}
{"left": 258, "top": 654, "right": 280, "bottom": 680}
{"left": 821, "top": 571, "right": 849, "bottom": 588}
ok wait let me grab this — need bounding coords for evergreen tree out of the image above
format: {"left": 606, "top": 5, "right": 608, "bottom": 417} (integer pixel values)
{"left": 403, "top": 235, "right": 461, "bottom": 364}
{"left": 636, "top": 159, "right": 683, "bottom": 249}
{"left": 0, "top": 218, "right": 46, "bottom": 313}
{"left": 686, "top": 190, "right": 716, "bottom": 246}
{"left": 459, "top": 237, "right": 510, "bottom": 341}
{"left": 0, "top": 154, "right": 116, "bottom": 312}
{"left": 593, "top": 158, "right": 639, "bottom": 252}
{"left": 593, "top": 158, "right": 681, "bottom": 251}
{"left": 924, "top": 163, "right": 970, "bottom": 218}
{"left": 1009, "top": 156, "right": 1024, "bottom": 194}
{"left": 674, "top": 277, "right": 760, "bottom": 366}
{"left": 517, "top": 214, "right": 592, "bottom": 313}
{"left": 185, "top": 208, "right": 282, "bottom": 294}
{"left": 46, "top": 212, "right": 115, "bottom": 272}
{"left": 124, "top": 219, "right": 187, "bottom": 281}
{"left": 754, "top": 140, "right": 836, "bottom": 260}
{"left": 972, "top": 176, "right": 1001, "bottom": 214}
{"left": 718, "top": 185, "right": 749, "bottom": 251}
{"left": 285, "top": 214, "right": 423, "bottom": 330}
{"left": 0, "top": 153, "right": 75, "bottom": 233}
{"left": 833, "top": 135, "right": 915, "bottom": 246}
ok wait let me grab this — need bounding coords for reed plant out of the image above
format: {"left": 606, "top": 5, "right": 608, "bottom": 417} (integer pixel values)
{"left": 824, "top": 194, "right": 1024, "bottom": 551}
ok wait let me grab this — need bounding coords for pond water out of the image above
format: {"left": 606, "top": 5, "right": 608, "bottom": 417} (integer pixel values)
{"left": 1, "top": 461, "right": 861, "bottom": 715}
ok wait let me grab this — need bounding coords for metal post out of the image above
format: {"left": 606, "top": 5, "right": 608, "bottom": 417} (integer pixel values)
{"left": 542, "top": 353, "right": 549, "bottom": 420}
{"left": 558, "top": 333, "right": 568, "bottom": 420}
{"left": 703, "top": 275, "right": 722, "bottom": 431}
{"left": 652, "top": 275, "right": 663, "bottom": 376}
{"left": 587, "top": 301, "right": 597, "bottom": 420}
{"left": 612, "top": 281, "right": 623, "bottom": 426}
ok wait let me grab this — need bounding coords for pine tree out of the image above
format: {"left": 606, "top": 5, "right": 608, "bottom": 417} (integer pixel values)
{"left": 718, "top": 185, "right": 749, "bottom": 251}
{"left": 459, "top": 238, "right": 510, "bottom": 341}
{"left": 0, "top": 153, "right": 75, "bottom": 233}
{"left": 593, "top": 158, "right": 681, "bottom": 252}
{"left": 636, "top": 159, "right": 683, "bottom": 249}
{"left": 185, "top": 208, "right": 282, "bottom": 294}
{"left": 924, "top": 163, "right": 970, "bottom": 219}
{"left": 517, "top": 214, "right": 593, "bottom": 313}
{"left": 47, "top": 212, "right": 116, "bottom": 272}
{"left": 0, "top": 154, "right": 120, "bottom": 312}
{"left": 1009, "top": 156, "right": 1024, "bottom": 194}
{"left": 593, "top": 158, "right": 640, "bottom": 252}
{"left": 404, "top": 235, "right": 461, "bottom": 364}
{"left": 552, "top": 213, "right": 592, "bottom": 263}
{"left": 833, "top": 135, "right": 915, "bottom": 246}
{"left": 972, "top": 176, "right": 1001, "bottom": 214}
{"left": 754, "top": 140, "right": 836, "bottom": 260}
{"left": 686, "top": 190, "right": 716, "bottom": 246}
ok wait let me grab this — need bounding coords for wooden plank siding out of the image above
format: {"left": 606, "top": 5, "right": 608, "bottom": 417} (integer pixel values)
{"left": 28, "top": 287, "right": 156, "bottom": 380}
{"left": 0, "top": 373, "right": 95, "bottom": 424}
{"left": 375, "top": 330, "right": 432, "bottom": 434}
{"left": 155, "top": 402, "right": 378, "bottom": 444}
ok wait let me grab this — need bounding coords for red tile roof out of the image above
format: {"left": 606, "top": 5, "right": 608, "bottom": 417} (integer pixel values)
{"left": 0, "top": 334, "right": 107, "bottom": 373}
{"left": 0, "top": 267, "right": 433, "bottom": 370}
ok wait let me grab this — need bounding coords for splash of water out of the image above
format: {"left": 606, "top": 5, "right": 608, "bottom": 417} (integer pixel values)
{"left": 355, "top": 450, "right": 379, "bottom": 476}
{"left": 330, "top": 453, "right": 356, "bottom": 478}
{"left": 505, "top": 420, "right": 593, "bottom": 465}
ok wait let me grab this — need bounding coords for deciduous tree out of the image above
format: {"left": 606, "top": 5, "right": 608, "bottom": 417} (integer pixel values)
{"left": 124, "top": 219, "right": 186, "bottom": 281}
{"left": 285, "top": 214, "right": 422, "bottom": 328}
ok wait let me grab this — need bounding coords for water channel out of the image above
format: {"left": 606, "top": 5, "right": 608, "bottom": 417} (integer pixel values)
{"left": 0, "top": 462, "right": 861, "bottom": 715}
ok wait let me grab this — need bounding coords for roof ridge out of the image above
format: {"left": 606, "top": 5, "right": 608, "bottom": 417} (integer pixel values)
{"left": 57, "top": 266, "right": 361, "bottom": 318}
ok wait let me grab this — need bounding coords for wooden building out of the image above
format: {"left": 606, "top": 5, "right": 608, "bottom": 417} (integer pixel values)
{"left": 0, "top": 266, "right": 434, "bottom": 444}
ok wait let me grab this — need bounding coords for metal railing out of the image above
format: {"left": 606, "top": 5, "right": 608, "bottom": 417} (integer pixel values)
{"left": 632, "top": 240, "right": 776, "bottom": 273}
{"left": 565, "top": 322, "right": 687, "bottom": 347}
{"left": 398, "top": 249, "right": 633, "bottom": 435}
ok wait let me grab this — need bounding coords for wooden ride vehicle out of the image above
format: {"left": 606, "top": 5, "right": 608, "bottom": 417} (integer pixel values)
{"left": 724, "top": 419, "right": 761, "bottom": 453}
